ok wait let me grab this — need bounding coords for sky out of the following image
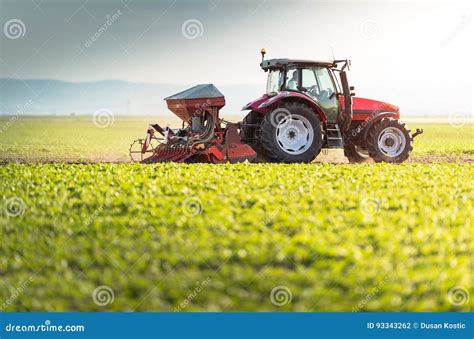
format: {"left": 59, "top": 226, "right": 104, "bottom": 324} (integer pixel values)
{"left": 0, "top": 0, "right": 472, "bottom": 116}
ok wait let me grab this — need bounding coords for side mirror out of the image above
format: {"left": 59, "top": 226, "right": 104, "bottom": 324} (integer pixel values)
{"left": 350, "top": 86, "right": 355, "bottom": 96}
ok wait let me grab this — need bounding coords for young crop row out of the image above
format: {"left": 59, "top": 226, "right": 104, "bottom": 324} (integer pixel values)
{"left": 0, "top": 163, "right": 472, "bottom": 311}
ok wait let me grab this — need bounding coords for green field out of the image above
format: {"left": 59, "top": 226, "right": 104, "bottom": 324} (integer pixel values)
{"left": 0, "top": 116, "right": 473, "bottom": 163}
{"left": 0, "top": 117, "right": 473, "bottom": 312}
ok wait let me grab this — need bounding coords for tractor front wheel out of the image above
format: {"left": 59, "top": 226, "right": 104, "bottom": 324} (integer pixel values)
{"left": 367, "top": 118, "right": 413, "bottom": 163}
{"left": 344, "top": 143, "right": 371, "bottom": 163}
{"left": 260, "top": 102, "right": 322, "bottom": 163}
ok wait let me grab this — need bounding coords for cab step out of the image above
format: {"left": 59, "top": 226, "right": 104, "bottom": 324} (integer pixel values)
{"left": 325, "top": 123, "right": 343, "bottom": 148}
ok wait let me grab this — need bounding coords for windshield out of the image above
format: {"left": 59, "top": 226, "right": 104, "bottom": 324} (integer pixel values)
{"left": 266, "top": 69, "right": 283, "bottom": 94}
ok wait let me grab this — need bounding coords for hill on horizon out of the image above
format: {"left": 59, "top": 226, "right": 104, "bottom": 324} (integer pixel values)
{"left": 0, "top": 78, "right": 464, "bottom": 118}
{"left": 0, "top": 78, "right": 262, "bottom": 117}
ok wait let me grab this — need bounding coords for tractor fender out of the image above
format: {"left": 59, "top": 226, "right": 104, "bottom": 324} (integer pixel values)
{"left": 242, "top": 94, "right": 269, "bottom": 111}
{"left": 359, "top": 112, "right": 399, "bottom": 139}
{"left": 257, "top": 91, "right": 327, "bottom": 122}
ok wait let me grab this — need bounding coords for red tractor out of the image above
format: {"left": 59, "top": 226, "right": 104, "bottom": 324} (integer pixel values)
{"left": 240, "top": 49, "right": 423, "bottom": 163}
{"left": 130, "top": 49, "right": 422, "bottom": 163}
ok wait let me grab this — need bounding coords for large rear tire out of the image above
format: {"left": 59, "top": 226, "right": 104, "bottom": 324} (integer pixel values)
{"left": 367, "top": 118, "right": 413, "bottom": 163}
{"left": 259, "top": 102, "right": 322, "bottom": 163}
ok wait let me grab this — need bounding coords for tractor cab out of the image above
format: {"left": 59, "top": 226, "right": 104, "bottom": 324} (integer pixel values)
{"left": 261, "top": 58, "right": 341, "bottom": 123}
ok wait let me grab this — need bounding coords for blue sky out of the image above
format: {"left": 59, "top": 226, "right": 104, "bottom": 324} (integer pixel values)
{"left": 0, "top": 0, "right": 472, "bottom": 115}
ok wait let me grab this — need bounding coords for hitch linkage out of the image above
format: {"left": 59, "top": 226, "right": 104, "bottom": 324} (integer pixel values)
{"left": 412, "top": 128, "right": 423, "bottom": 138}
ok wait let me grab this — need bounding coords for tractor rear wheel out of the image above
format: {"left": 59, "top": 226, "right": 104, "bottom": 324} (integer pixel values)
{"left": 344, "top": 143, "right": 371, "bottom": 163}
{"left": 367, "top": 118, "right": 413, "bottom": 163}
{"left": 259, "top": 102, "right": 322, "bottom": 163}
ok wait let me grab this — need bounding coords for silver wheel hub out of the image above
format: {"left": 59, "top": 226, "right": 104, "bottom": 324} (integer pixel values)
{"left": 378, "top": 127, "right": 406, "bottom": 157}
{"left": 275, "top": 115, "right": 314, "bottom": 155}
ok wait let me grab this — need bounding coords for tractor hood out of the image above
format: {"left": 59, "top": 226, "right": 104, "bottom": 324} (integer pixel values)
{"left": 352, "top": 97, "right": 399, "bottom": 115}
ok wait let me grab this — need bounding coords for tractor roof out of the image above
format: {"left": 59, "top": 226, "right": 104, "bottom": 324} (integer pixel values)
{"left": 261, "top": 58, "right": 334, "bottom": 70}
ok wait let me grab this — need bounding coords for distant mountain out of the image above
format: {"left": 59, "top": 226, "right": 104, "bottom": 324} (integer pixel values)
{"left": 0, "top": 79, "right": 262, "bottom": 117}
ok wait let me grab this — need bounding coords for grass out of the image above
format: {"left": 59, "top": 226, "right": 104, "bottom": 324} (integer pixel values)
{"left": 0, "top": 116, "right": 472, "bottom": 312}
{"left": 0, "top": 116, "right": 178, "bottom": 163}
{"left": 412, "top": 123, "right": 474, "bottom": 155}
{"left": 0, "top": 116, "right": 473, "bottom": 162}
{"left": 0, "top": 162, "right": 472, "bottom": 311}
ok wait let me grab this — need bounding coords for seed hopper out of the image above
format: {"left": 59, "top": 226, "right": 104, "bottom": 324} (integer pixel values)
{"left": 129, "top": 84, "right": 257, "bottom": 163}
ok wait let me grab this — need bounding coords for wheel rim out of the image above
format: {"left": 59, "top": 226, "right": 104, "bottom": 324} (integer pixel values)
{"left": 275, "top": 114, "right": 314, "bottom": 155}
{"left": 129, "top": 138, "right": 161, "bottom": 162}
{"left": 377, "top": 127, "right": 406, "bottom": 157}
{"left": 354, "top": 146, "right": 370, "bottom": 159}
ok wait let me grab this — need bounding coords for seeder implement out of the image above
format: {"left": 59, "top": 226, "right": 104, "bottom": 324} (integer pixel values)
{"left": 129, "top": 84, "right": 257, "bottom": 163}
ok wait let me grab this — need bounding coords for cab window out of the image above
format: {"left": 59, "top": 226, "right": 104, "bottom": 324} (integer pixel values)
{"left": 314, "top": 67, "right": 335, "bottom": 98}
{"left": 302, "top": 68, "right": 317, "bottom": 90}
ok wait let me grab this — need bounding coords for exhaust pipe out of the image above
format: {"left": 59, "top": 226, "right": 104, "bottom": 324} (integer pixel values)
{"left": 340, "top": 70, "right": 353, "bottom": 132}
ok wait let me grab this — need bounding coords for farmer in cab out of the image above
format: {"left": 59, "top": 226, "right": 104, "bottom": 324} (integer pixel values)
{"left": 287, "top": 70, "right": 299, "bottom": 90}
